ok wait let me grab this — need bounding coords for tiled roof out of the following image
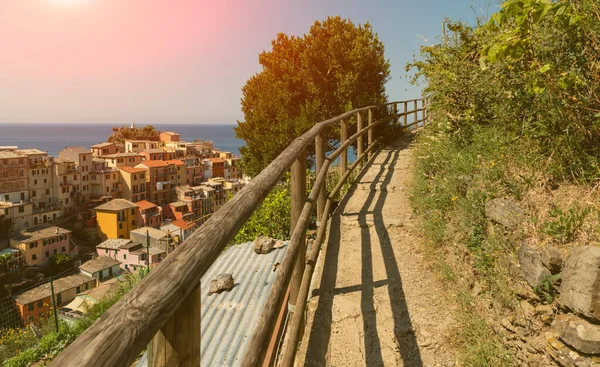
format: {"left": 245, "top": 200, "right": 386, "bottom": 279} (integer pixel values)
{"left": 59, "top": 146, "right": 91, "bottom": 155}
{"left": 172, "top": 219, "right": 195, "bottom": 231}
{"left": 94, "top": 198, "right": 137, "bottom": 212}
{"left": 11, "top": 226, "right": 71, "bottom": 244}
{"left": 137, "top": 160, "right": 167, "bottom": 168}
{"left": 103, "top": 153, "right": 143, "bottom": 158}
{"left": 120, "top": 166, "right": 147, "bottom": 174}
{"left": 14, "top": 273, "right": 93, "bottom": 305}
{"left": 135, "top": 200, "right": 157, "bottom": 211}
{"left": 79, "top": 256, "right": 121, "bottom": 274}
{"left": 206, "top": 158, "right": 225, "bottom": 163}
{"left": 96, "top": 238, "right": 131, "bottom": 250}
{"left": 140, "top": 149, "right": 165, "bottom": 154}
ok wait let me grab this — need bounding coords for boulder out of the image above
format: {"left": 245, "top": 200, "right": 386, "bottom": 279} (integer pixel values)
{"left": 253, "top": 236, "right": 276, "bottom": 254}
{"left": 554, "top": 314, "right": 600, "bottom": 355}
{"left": 518, "top": 244, "right": 551, "bottom": 287}
{"left": 540, "top": 244, "right": 563, "bottom": 274}
{"left": 485, "top": 198, "right": 525, "bottom": 229}
{"left": 209, "top": 274, "right": 234, "bottom": 294}
{"left": 560, "top": 246, "right": 600, "bottom": 320}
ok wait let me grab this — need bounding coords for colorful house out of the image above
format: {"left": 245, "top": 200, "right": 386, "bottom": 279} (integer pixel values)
{"left": 14, "top": 273, "right": 96, "bottom": 326}
{"left": 119, "top": 166, "right": 147, "bottom": 203}
{"left": 10, "top": 226, "right": 77, "bottom": 266}
{"left": 94, "top": 198, "right": 138, "bottom": 239}
{"left": 79, "top": 256, "right": 122, "bottom": 281}
{"left": 135, "top": 200, "right": 163, "bottom": 228}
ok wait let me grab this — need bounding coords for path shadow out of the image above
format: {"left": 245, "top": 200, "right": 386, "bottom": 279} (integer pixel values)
{"left": 304, "top": 133, "right": 422, "bottom": 366}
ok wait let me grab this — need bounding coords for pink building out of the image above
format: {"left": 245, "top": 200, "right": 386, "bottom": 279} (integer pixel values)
{"left": 96, "top": 238, "right": 166, "bottom": 272}
{"left": 90, "top": 143, "right": 118, "bottom": 158}
{"left": 135, "top": 200, "right": 163, "bottom": 228}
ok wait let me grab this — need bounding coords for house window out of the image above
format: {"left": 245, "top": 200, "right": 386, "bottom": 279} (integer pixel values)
{"left": 28, "top": 303, "right": 34, "bottom": 311}
{"left": 32, "top": 190, "right": 36, "bottom": 197}
{"left": 44, "top": 179, "right": 47, "bottom": 184}
{"left": 38, "top": 300, "right": 43, "bottom": 308}
{"left": 32, "top": 254, "right": 37, "bottom": 261}
{"left": 34, "top": 179, "right": 38, "bottom": 185}
{"left": 46, "top": 189, "right": 50, "bottom": 195}
{"left": 61, "top": 246, "right": 66, "bottom": 252}
{"left": 76, "top": 286, "right": 81, "bottom": 293}
{"left": 45, "top": 251, "right": 49, "bottom": 258}
{"left": 119, "top": 222, "right": 123, "bottom": 229}
{"left": 123, "top": 254, "right": 126, "bottom": 260}
{"left": 131, "top": 209, "right": 135, "bottom": 215}
{"left": 105, "top": 249, "right": 108, "bottom": 254}
{"left": 28, "top": 316, "right": 34, "bottom": 324}
{"left": 125, "top": 264, "right": 128, "bottom": 270}
{"left": 53, "top": 249, "right": 57, "bottom": 255}
{"left": 18, "top": 206, "right": 24, "bottom": 213}
{"left": 115, "top": 249, "right": 118, "bottom": 255}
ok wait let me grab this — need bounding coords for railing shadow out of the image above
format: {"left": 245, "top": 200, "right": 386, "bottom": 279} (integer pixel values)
{"left": 305, "top": 133, "right": 422, "bottom": 366}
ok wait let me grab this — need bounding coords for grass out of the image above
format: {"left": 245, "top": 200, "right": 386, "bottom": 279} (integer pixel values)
{"left": 0, "top": 269, "right": 147, "bottom": 367}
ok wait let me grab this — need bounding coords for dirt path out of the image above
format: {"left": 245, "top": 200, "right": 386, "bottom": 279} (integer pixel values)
{"left": 295, "top": 133, "right": 458, "bottom": 367}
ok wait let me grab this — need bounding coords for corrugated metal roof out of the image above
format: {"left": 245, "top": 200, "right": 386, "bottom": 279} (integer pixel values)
{"left": 201, "top": 241, "right": 288, "bottom": 366}
{"left": 135, "top": 240, "right": 289, "bottom": 367}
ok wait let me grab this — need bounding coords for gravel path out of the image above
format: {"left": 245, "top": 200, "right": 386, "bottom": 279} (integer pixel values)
{"left": 295, "top": 133, "right": 458, "bottom": 367}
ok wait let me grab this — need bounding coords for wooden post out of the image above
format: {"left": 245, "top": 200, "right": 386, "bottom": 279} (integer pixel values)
{"left": 393, "top": 103, "right": 398, "bottom": 128}
{"left": 368, "top": 109, "right": 374, "bottom": 160}
{"left": 315, "top": 132, "right": 326, "bottom": 224}
{"left": 404, "top": 102, "right": 408, "bottom": 126}
{"left": 356, "top": 112, "right": 363, "bottom": 169}
{"left": 340, "top": 119, "right": 348, "bottom": 176}
{"left": 414, "top": 100, "right": 418, "bottom": 126}
{"left": 289, "top": 152, "right": 306, "bottom": 314}
{"left": 423, "top": 99, "right": 428, "bottom": 121}
{"left": 150, "top": 283, "right": 201, "bottom": 367}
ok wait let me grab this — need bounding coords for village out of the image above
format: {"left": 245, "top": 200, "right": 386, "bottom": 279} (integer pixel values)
{"left": 0, "top": 128, "right": 245, "bottom": 328}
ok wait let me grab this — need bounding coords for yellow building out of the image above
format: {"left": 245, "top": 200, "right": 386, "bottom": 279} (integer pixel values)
{"left": 94, "top": 198, "right": 138, "bottom": 240}
{"left": 119, "top": 166, "right": 148, "bottom": 203}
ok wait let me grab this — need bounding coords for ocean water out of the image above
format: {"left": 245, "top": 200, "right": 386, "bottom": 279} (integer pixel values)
{"left": 0, "top": 123, "right": 244, "bottom": 157}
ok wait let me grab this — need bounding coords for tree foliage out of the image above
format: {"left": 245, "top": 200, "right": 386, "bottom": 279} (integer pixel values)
{"left": 107, "top": 125, "right": 160, "bottom": 144}
{"left": 408, "top": 0, "right": 600, "bottom": 181}
{"left": 235, "top": 16, "right": 391, "bottom": 177}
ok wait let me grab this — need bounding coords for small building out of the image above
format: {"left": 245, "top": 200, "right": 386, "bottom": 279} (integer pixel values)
{"left": 130, "top": 226, "right": 173, "bottom": 253}
{"left": 135, "top": 200, "right": 163, "bottom": 228}
{"left": 95, "top": 238, "right": 165, "bottom": 271}
{"left": 159, "top": 131, "right": 180, "bottom": 143}
{"left": 13, "top": 273, "right": 96, "bottom": 326}
{"left": 90, "top": 142, "right": 118, "bottom": 158}
{"left": 79, "top": 256, "right": 121, "bottom": 281}
{"left": 161, "top": 220, "right": 196, "bottom": 244}
{"left": 10, "top": 226, "right": 77, "bottom": 266}
{"left": 94, "top": 198, "right": 138, "bottom": 240}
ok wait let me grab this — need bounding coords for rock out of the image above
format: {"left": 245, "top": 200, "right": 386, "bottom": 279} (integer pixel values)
{"left": 485, "top": 198, "right": 525, "bottom": 229}
{"left": 253, "top": 236, "right": 276, "bottom": 254}
{"left": 209, "top": 274, "right": 234, "bottom": 294}
{"left": 518, "top": 244, "right": 551, "bottom": 287}
{"left": 555, "top": 314, "right": 600, "bottom": 355}
{"left": 536, "top": 304, "right": 554, "bottom": 315}
{"left": 560, "top": 246, "right": 600, "bottom": 320}
{"left": 540, "top": 244, "right": 563, "bottom": 274}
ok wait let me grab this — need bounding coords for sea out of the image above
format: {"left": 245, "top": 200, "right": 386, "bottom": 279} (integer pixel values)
{"left": 0, "top": 123, "right": 245, "bottom": 158}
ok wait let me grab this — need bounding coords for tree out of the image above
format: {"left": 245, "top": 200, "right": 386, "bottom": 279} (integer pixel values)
{"left": 235, "top": 16, "right": 391, "bottom": 177}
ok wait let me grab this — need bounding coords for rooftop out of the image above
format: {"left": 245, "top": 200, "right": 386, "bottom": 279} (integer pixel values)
{"left": 131, "top": 247, "right": 166, "bottom": 256}
{"left": 90, "top": 142, "right": 114, "bottom": 149}
{"left": 59, "top": 146, "right": 92, "bottom": 155}
{"left": 140, "top": 149, "right": 165, "bottom": 154}
{"left": 164, "top": 159, "right": 184, "bottom": 165}
{"left": 79, "top": 256, "right": 121, "bottom": 274}
{"left": 169, "top": 201, "right": 188, "bottom": 208}
{"left": 137, "top": 160, "right": 167, "bottom": 168}
{"left": 14, "top": 273, "right": 92, "bottom": 305}
{"left": 131, "top": 226, "right": 170, "bottom": 240}
{"left": 206, "top": 158, "right": 225, "bottom": 163}
{"left": 160, "top": 131, "right": 179, "bottom": 136}
{"left": 103, "top": 153, "right": 144, "bottom": 158}
{"left": 120, "top": 241, "right": 143, "bottom": 250}
{"left": 135, "top": 200, "right": 157, "bottom": 211}
{"left": 120, "top": 166, "right": 147, "bottom": 174}
{"left": 94, "top": 198, "right": 137, "bottom": 212}
{"left": 11, "top": 226, "right": 71, "bottom": 244}
{"left": 172, "top": 219, "right": 195, "bottom": 231}
{"left": 0, "top": 150, "right": 25, "bottom": 159}
{"left": 96, "top": 238, "right": 131, "bottom": 250}
{"left": 20, "top": 149, "right": 47, "bottom": 156}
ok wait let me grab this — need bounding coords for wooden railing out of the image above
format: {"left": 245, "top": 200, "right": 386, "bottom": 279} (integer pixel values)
{"left": 49, "top": 99, "right": 427, "bottom": 367}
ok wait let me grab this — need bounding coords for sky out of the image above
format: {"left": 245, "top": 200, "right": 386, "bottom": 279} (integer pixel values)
{"left": 0, "top": 0, "right": 492, "bottom": 124}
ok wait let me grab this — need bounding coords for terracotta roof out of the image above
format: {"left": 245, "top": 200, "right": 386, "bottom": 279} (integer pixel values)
{"left": 173, "top": 219, "right": 196, "bottom": 231}
{"left": 165, "top": 159, "right": 184, "bottom": 166}
{"left": 206, "top": 158, "right": 225, "bottom": 163}
{"left": 103, "top": 153, "right": 143, "bottom": 158}
{"left": 137, "top": 160, "right": 167, "bottom": 168}
{"left": 135, "top": 200, "right": 157, "bottom": 211}
{"left": 140, "top": 149, "right": 165, "bottom": 154}
{"left": 120, "top": 166, "right": 147, "bottom": 174}
{"left": 94, "top": 198, "right": 137, "bottom": 212}
{"left": 79, "top": 256, "right": 121, "bottom": 274}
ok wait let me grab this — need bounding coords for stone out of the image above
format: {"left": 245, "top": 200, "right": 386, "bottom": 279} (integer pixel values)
{"left": 555, "top": 314, "right": 600, "bottom": 355}
{"left": 540, "top": 244, "right": 563, "bottom": 274}
{"left": 209, "top": 273, "right": 234, "bottom": 294}
{"left": 518, "top": 244, "right": 551, "bottom": 287}
{"left": 485, "top": 198, "right": 525, "bottom": 229}
{"left": 253, "top": 236, "right": 276, "bottom": 254}
{"left": 560, "top": 246, "right": 600, "bottom": 321}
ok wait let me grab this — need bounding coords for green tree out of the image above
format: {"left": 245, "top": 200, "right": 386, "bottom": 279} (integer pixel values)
{"left": 235, "top": 16, "right": 391, "bottom": 177}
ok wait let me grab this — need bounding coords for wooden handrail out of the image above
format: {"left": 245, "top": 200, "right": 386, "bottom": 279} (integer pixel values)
{"left": 49, "top": 99, "right": 427, "bottom": 367}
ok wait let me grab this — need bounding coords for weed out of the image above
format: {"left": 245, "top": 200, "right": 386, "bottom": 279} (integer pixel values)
{"left": 534, "top": 274, "right": 562, "bottom": 304}
{"left": 541, "top": 206, "right": 589, "bottom": 243}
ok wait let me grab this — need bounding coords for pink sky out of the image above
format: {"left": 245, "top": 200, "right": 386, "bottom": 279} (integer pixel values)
{"left": 0, "top": 0, "right": 477, "bottom": 124}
